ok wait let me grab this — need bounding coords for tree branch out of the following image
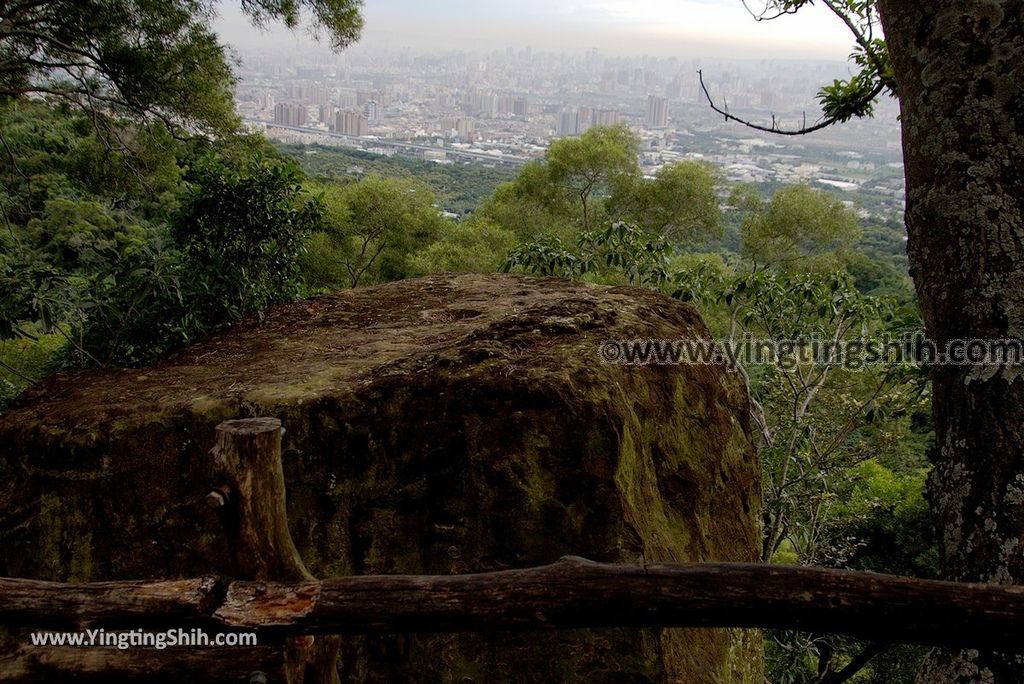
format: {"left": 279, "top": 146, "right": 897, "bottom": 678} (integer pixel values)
{"left": 817, "top": 642, "right": 889, "bottom": 684}
{"left": 0, "top": 357, "right": 35, "bottom": 385}
{"left": 698, "top": 70, "right": 886, "bottom": 136}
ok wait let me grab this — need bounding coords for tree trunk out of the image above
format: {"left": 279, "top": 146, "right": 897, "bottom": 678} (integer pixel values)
{"left": 210, "top": 418, "right": 340, "bottom": 684}
{"left": 877, "top": 2, "right": 1024, "bottom": 681}
{"left": 211, "top": 418, "right": 313, "bottom": 584}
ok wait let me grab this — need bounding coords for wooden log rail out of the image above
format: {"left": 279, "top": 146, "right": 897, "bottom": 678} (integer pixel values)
{"left": 2, "top": 560, "right": 1024, "bottom": 651}
{"left": 3, "top": 416, "right": 1024, "bottom": 683}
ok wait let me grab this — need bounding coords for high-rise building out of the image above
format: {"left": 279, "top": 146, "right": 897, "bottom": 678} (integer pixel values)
{"left": 666, "top": 76, "right": 684, "bottom": 100}
{"left": 310, "top": 85, "right": 330, "bottom": 107}
{"left": 337, "top": 90, "right": 357, "bottom": 109}
{"left": 334, "top": 110, "right": 368, "bottom": 137}
{"left": 497, "top": 95, "right": 515, "bottom": 116}
{"left": 760, "top": 91, "right": 781, "bottom": 109}
{"left": 646, "top": 95, "right": 669, "bottom": 128}
{"left": 480, "top": 93, "right": 497, "bottom": 118}
{"left": 273, "top": 102, "right": 308, "bottom": 127}
{"left": 362, "top": 100, "right": 379, "bottom": 121}
{"left": 455, "top": 118, "right": 474, "bottom": 140}
{"left": 592, "top": 108, "right": 619, "bottom": 126}
{"left": 296, "top": 66, "right": 325, "bottom": 80}
{"left": 319, "top": 104, "right": 335, "bottom": 127}
{"left": 273, "top": 102, "right": 286, "bottom": 125}
{"left": 512, "top": 97, "right": 529, "bottom": 117}
{"left": 557, "top": 109, "right": 580, "bottom": 137}
{"left": 577, "top": 106, "right": 593, "bottom": 133}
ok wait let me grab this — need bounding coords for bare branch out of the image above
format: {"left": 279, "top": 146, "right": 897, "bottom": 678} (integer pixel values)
{"left": 0, "top": 357, "right": 35, "bottom": 385}
{"left": 817, "top": 642, "right": 889, "bottom": 684}
{"left": 741, "top": 0, "right": 807, "bottom": 22}
{"left": 698, "top": 70, "right": 886, "bottom": 136}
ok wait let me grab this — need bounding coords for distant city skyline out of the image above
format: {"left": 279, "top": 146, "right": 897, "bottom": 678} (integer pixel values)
{"left": 224, "top": 0, "right": 904, "bottom": 220}
{"left": 215, "top": 0, "right": 862, "bottom": 61}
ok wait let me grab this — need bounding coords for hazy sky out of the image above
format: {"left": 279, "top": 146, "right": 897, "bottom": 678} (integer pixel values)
{"left": 216, "top": 0, "right": 860, "bottom": 61}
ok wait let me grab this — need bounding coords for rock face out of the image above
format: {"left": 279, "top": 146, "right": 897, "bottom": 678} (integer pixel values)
{"left": 0, "top": 273, "right": 761, "bottom": 683}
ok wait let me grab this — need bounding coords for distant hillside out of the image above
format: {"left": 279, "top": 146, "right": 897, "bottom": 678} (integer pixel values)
{"left": 274, "top": 143, "right": 517, "bottom": 216}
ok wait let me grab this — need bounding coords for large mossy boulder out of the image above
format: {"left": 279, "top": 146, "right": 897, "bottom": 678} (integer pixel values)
{"left": 0, "top": 273, "right": 761, "bottom": 683}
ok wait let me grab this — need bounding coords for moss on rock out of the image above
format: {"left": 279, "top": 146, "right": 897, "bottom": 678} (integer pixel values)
{"left": 0, "top": 273, "right": 762, "bottom": 683}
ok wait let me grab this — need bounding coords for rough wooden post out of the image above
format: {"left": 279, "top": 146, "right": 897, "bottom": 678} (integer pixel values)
{"left": 211, "top": 418, "right": 311, "bottom": 583}
{"left": 211, "top": 417, "right": 340, "bottom": 684}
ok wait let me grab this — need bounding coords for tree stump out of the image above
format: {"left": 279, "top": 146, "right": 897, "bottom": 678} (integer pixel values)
{"left": 210, "top": 418, "right": 311, "bottom": 584}
{"left": 210, "top": 418, "right": 340, "bottom": 684}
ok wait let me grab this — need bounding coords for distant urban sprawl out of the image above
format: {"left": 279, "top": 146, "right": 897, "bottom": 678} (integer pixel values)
{"left": 235, "top": 45, "right": 906, "bottom": 221}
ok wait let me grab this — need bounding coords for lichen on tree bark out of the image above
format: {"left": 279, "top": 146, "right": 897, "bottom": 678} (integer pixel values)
{"left": 877, "top": 2, "right": 1024, "bottom": 682}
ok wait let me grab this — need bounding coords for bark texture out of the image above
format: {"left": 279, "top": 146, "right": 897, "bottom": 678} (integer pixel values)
{"left": 210, "top": 417, "right": 339, "bottom": 684}
{"left": 5, "top": 560, "right": 1024, "bottom": 650}
{"left": 877, "top": 2, "right": 1024, "bottom": 681}
{"left": 210, "top": 418, "right": 314, "bottom": 584}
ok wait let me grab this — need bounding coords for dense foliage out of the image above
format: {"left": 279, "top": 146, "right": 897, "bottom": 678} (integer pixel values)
{"left": 498, "top": 135, "right": 930, "bottom": 681}
{"left": 175, "top": 155, "right": 322, "bottom": 318}
{"left": 1, "top": 96, "right": 930, "bottom": 684}
{"left": 0, "top": 104, "right": 323, "bottom": 369}
{"left": 280, "top": 143, "right": 516, "bottom": 215}
{"left": 480, "top": 124, "right": 722, "bottom": 243}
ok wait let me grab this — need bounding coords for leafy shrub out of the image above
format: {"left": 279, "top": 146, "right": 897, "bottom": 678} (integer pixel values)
{"left": 298, "top": 175, "right": 447, "bottom": 289}
{"left": 502, "top": 221, "right": 670, "bottom": 286}
{"left": 175, "top": 155, "right": 322, "bottom": 320}
{"left": 408, "top": 217, "right": 516, "bottom": 276}
{"left": 2, "top": 153, "right": 322, "bottom": 369}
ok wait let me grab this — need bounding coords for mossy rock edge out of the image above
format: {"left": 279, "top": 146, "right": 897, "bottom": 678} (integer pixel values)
{"left": 0, "top": 273, "right": 762, "bottom": 683}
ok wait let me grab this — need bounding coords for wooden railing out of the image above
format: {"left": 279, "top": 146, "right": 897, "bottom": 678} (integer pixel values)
{"left": 2, "top": 418, "right": 1022, "bottom": 683}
